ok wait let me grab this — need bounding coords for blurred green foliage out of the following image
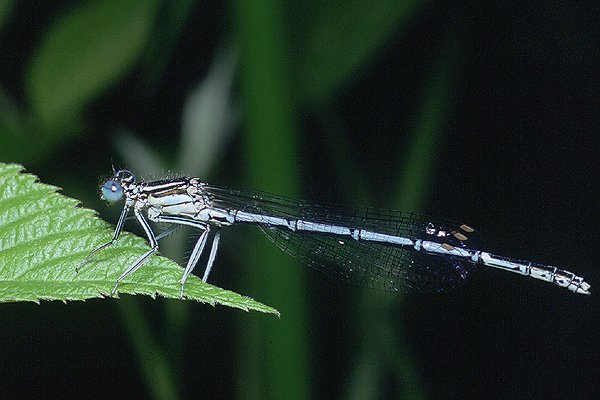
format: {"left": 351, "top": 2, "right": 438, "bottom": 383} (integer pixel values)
{"left": 26, "top": 0, "right": 159, "bottom": 129}
{"left": 0, "top": 1, "right": 453, "bottom": 399}
{"left": 290, "top": 0, "right": 420, "bottom": 103}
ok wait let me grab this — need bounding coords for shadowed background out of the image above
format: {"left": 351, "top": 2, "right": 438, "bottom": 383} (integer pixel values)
{"left": 0, "top": 1, "right": 598, "bottom": 399}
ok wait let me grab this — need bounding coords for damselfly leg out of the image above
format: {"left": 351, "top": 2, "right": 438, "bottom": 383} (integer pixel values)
{"left": 110, "top": 208, "right": 159, "bottom": 295}
{"left": 76, "top": 203, "right": 130, "bottom": 273}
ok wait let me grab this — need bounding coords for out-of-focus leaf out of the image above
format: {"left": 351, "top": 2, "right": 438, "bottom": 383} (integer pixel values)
{"left": 114, "top": 130, "right": 165, "bottom": 177}
{"left": 0, "top": 87, "right": 26, "bottom": 160}
{"left": 179, "top": 47, "right": 238, "bottom": 175}
{"left": 137, "top": 0, "right": 197, "bottom": 95}
{"left": 0, "top": 0, "right": 16, "bottom": 33}
{"left": 0, "top": 163, "right": 279, "bottom": 316}
{"left": 291, "top": 0, "right": 422, "bottom": 103}
{"left": 0, "top": 87, "right": 82, "bottom": 162}
{"left": 26, "top": 0, "right": 160, "bottom": 129}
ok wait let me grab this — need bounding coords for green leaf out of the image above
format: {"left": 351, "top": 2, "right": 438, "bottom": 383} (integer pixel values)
{"left": 26, "top": 0, "right": 160, "bottom": 129}
{"left": 291, "top": 0, "right": 422, "bottom": 103}
{"left": 0, "top": 163, "right": 279, "bottom": 316}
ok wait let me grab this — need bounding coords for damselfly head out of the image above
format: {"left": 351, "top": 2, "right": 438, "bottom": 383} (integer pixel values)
{"left": 101, "top": 179, "right": 124, "bottom": 202}
{"left": 100, "top": 170, "right": 136, "bottom": 202}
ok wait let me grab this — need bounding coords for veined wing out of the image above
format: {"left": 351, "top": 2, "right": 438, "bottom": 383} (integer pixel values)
{"left": 203, "top": 185, "right": 481, "bottom": 292}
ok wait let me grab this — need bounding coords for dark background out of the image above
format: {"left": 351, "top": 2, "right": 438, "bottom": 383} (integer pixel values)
{"left": 0, "top": 1, "right": 598, "bottom": 399}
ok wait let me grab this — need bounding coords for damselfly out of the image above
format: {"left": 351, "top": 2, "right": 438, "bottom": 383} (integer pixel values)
{"left": 78, "top": 170, "right": 591, "bottom": 297}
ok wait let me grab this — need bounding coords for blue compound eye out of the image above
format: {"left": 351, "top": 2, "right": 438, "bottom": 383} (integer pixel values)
{"left": 101, "top": 180, "right": 124, "bottom": 202}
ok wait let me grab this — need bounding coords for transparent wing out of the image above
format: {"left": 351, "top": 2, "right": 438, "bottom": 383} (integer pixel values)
{"left": 259, "top": 225, "right": 475, "bottom": 292}
{"left": 203, "top": 185, "right": 482, "bottom": 292}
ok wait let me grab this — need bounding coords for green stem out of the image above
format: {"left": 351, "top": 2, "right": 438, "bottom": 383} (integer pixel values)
{"left": 233, "top": 1, "right": 310, "bottom": 400}
{"left": 117, "top": 298, "right": 180, "bottom": 400}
